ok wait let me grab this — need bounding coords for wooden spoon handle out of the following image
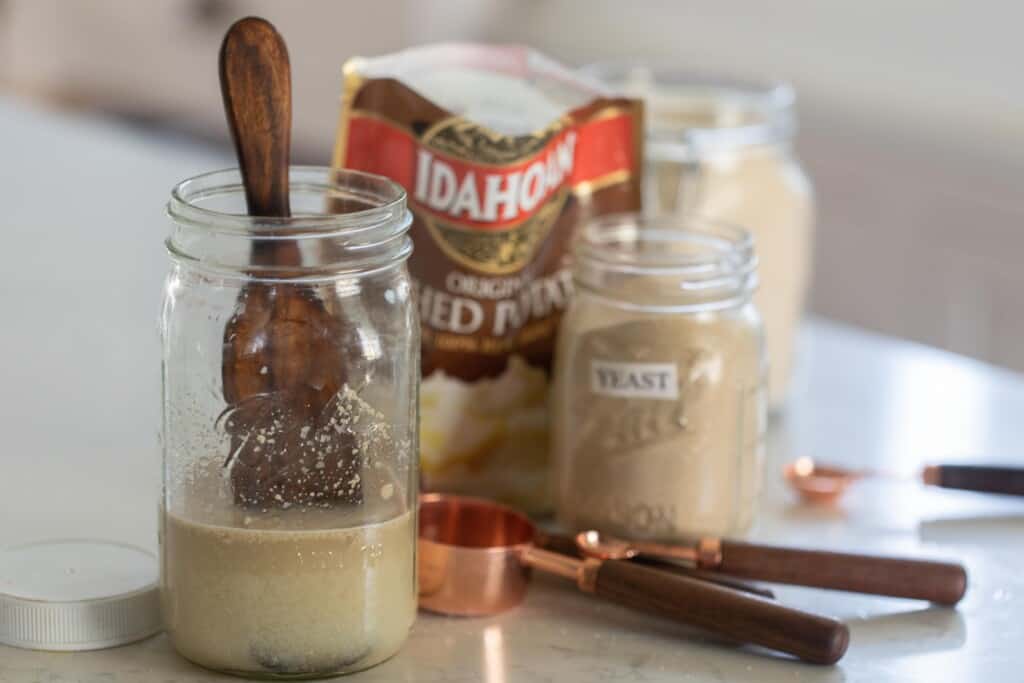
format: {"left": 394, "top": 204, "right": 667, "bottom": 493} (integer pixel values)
{"left": 594, "top": 560, "right": 848, "bottom": 665}
{"left": 924, "top": 464, "right": 1024, "bottom": 497}
{"left": 714, "top": 541, "right": 967, "bottom": 605}
{"left": 219, "top": 16, "right": 292, "bottom": 218}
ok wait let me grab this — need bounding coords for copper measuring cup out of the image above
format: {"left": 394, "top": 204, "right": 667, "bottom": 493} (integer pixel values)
{"left": 575, "top": 530, "right": 968, "bottom": 606}
{"left": 418, "top": 494, "right": 849, "bottom": 665}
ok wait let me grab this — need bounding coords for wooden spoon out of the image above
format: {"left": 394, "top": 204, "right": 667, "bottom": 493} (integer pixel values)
{"left": 218, "top": 17, "right": 359, "bottom": 507}
{"left": 575, "top": 530, "right": 967, "bottom": 606}
{"left": 219, "top": 16, "right": 292, "bottom": 222}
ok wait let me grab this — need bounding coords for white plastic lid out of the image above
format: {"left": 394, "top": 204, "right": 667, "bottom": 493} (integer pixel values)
{"left": 0, "top": 539, "right": 161, "bottom": 651}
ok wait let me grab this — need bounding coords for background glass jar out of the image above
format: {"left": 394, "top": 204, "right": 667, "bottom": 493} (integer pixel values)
{"left": 552, "top": 214, "right": 766, "bottom": 541}
{"left": 583, "top": 63, "right": 813, "bottom": 410}
{"left": 161, "top": 167, "right": 417, "bottom": 678}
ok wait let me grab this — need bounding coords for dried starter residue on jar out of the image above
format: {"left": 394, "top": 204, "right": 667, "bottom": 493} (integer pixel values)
{"left": 164, "top": 382, "right": 410, "bottom": 530}
{"left": 187, "top": 383, "right": 412, "bottom": 519}
{"left": 554, "top": 312, "right": 765, "bottom": 540}
{"left": 218, "top": 374, "right": 370, "bottom": 507}
{"left": 220, "top": 276, "right": 355, "bottom": 509}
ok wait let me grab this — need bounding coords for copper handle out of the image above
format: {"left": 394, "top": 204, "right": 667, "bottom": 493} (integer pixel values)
{"left": 535, "top": 532, "right": 774, "bottom": 599}
{"left": 593, "top": 560, "right": 849, "bottom": 665}
{"left": 713, "top": 541, "right": 967, "bottom": 605}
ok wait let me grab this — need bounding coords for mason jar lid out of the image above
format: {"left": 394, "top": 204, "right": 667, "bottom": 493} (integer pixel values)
{"left": 0, "top": 539, "right": 161, "bottom": 651}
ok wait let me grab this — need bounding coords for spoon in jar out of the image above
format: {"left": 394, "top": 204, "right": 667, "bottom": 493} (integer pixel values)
{"left": 783, "top": 457, "right": 1024, "bottom": 505}
{"left": 217, "top": 17, "right": 361, "bottom": 508}
{"left": 576, "top": 529, "right": 967, "bottom": 605}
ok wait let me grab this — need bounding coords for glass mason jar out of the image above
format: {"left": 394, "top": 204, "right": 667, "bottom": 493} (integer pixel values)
{"left": 584, "top": 63, "right": 813, "bottom": 410}
{"left": 552, "top": 214, "right": 766, "bottom": 541}
{"left": 161, "top": 167, "right": 417, "bottom": 678}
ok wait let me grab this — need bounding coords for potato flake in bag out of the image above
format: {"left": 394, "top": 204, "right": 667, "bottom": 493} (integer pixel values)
{"left": 333, "top": 44, "right": 642, "bottom": 513}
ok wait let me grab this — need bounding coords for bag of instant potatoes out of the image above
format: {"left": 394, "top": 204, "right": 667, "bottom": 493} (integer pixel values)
{"left": 333, "top": 44, "right": 642, "bottom": 514}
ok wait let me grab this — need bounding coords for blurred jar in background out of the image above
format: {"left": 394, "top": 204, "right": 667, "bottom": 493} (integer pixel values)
{"left": 584, "top": 64, "right": 814, "bottom": 410}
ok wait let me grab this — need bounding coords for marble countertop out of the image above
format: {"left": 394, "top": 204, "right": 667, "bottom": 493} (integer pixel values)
{"left": 2, "top": 98, "right": 1023, "bottom": 682}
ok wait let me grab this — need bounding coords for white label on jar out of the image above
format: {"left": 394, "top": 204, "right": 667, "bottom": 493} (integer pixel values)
{"left": 589, "top": 360, "right": 679, "bottom": 400}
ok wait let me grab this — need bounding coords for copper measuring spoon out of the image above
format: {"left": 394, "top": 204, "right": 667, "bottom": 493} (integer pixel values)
{"left": 536, "top": 531, "right": 775, "bottom": 599}
{"left": 419, "top": 494, "right": 849, "bottom": 665}
{"left": 576, "top": 530, "right": 967, "bottom": 605}
{"left": 784, "top": 457, "right": 1024, "bottom": 505}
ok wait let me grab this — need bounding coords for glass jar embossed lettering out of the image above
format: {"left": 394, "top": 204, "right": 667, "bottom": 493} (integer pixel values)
{"left": 552, "top": 215, "right": 766, "bottom": 541}
{"left": 160, "top": 167, "right": 417, "bottom": 678}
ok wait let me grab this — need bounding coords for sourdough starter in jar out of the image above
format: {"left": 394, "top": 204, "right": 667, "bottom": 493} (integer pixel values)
{"left": 161, "top": 168, "right": 418, "bottom": 678}
{"left": 161, "top": 490, "right": 414, "bottom": 676}
{"left": 585, "top": 64, "right": 813, "bottom": 410}
{"left": 553, "top": 215, "right": 766, "bottom": 540}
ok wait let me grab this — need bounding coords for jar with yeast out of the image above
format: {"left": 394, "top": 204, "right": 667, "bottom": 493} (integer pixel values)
{"left": 552, "top": 214, "right": 766, "bottom": 540}
{"left": 160, "top": 167, "right": 417, "bottom": 678}
{"left": 584, "top": 64, "right": 813, "bottom": 410}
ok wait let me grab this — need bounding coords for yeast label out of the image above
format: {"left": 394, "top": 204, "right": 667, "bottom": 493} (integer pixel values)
{"left": 590, "top": 360, "right": 679, "bottom": 400}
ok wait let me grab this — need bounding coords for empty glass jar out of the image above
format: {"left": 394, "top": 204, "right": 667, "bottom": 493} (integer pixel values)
{"left": 160, "top": 167, "right": 417, "bottom": 678}
{"left": 552, "top": 214, "right": 767, "bottom": 540}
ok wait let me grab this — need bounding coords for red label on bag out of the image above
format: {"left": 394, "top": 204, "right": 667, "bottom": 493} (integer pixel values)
{"left": 343, "top": 111, "right": 636, "bottom": 233}
{"left": 334, "top": 74, "right": 642, "bottom": 383}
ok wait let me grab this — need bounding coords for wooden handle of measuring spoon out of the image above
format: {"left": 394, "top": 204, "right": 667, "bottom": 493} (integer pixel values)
{"left": 713, "top": 541, "right": 967, "bottom": 606}
{"left": 594, "top": 561, "right": 848, "bottom": 665}
{"left": 220, "top": 17, "right": 291, "bottom": 218}
{"left": 923, "top": 464, "right": 1024, "bottom": 497}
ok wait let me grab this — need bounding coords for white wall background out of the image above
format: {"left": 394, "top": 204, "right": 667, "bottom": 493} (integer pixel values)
{"left": 2, "top": 0, "right": 1022, "bottom": 370}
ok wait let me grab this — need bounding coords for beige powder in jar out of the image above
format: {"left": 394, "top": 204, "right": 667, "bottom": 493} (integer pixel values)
{"left": 651, "top": 143, "right": 812, "bottom": 411}
{"left": 586, "top": 64, "right": 813, "bottom": 409}
{"left": 552, "top": 217, "right": 766, "bottom": 540}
